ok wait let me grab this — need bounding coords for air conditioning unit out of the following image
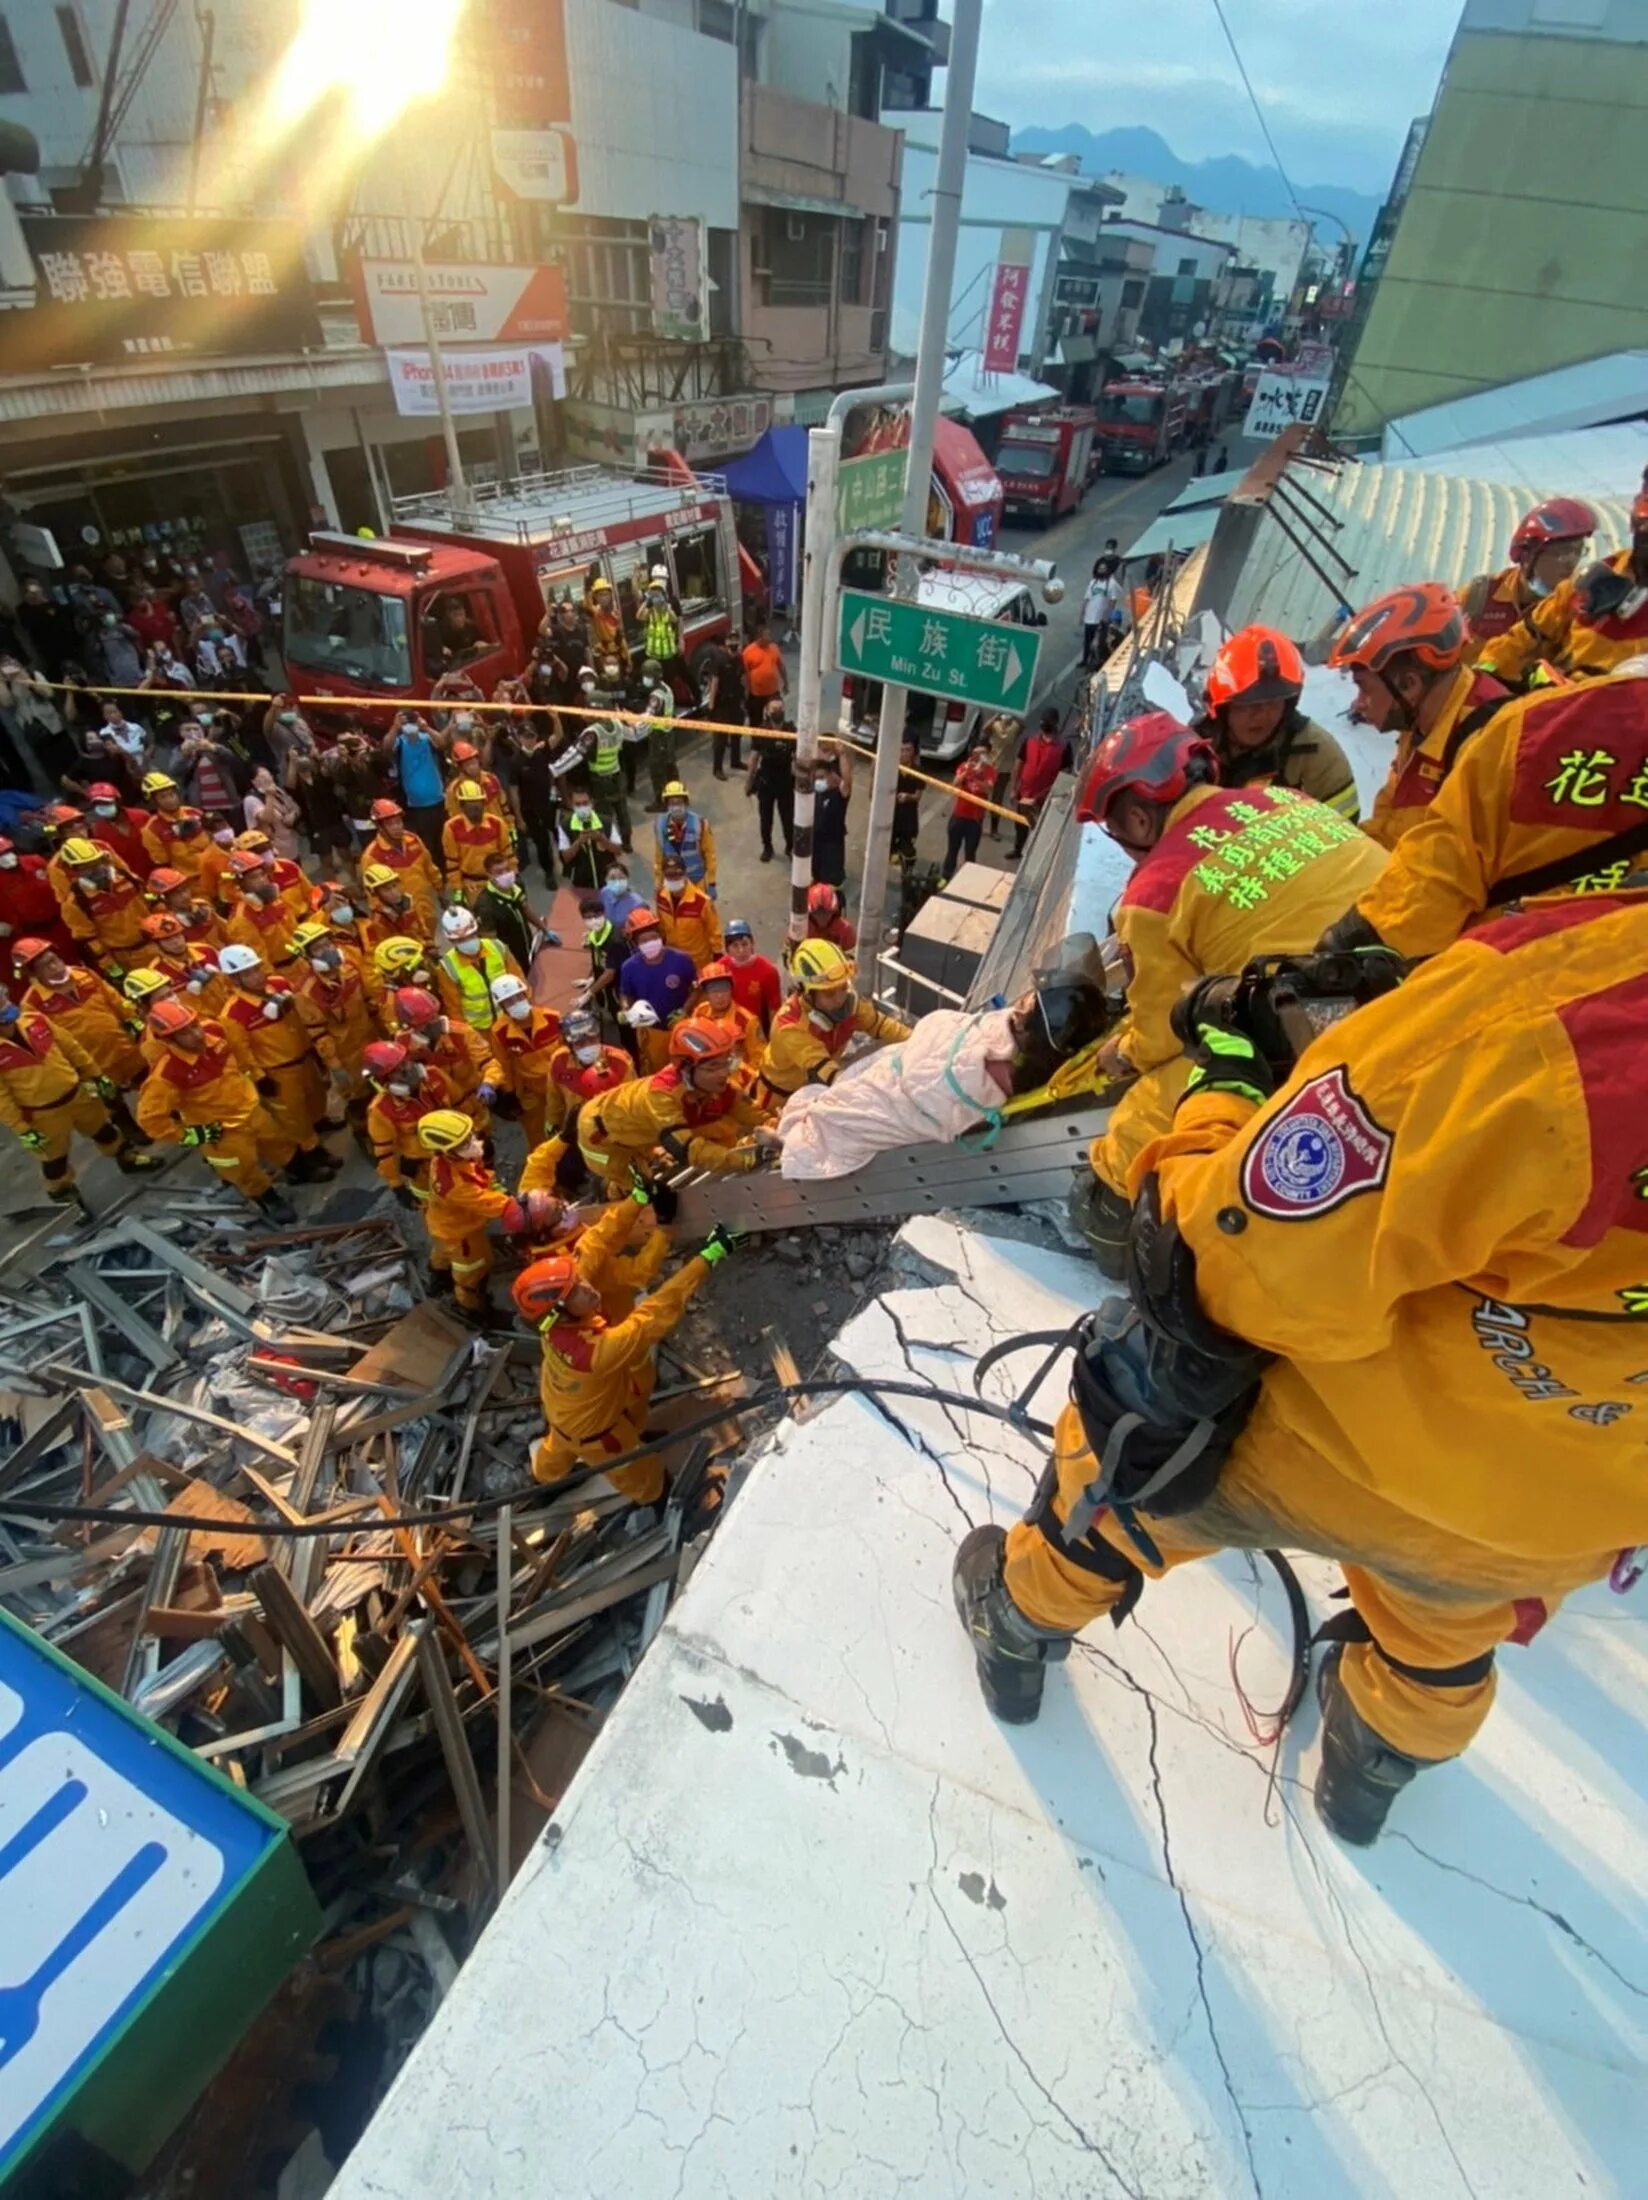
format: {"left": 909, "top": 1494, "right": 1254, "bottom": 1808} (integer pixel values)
{"left": 786, "top": 213, "right": 807, "bottom": 243}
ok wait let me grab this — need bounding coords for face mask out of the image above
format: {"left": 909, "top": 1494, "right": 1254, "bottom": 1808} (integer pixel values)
{"left": 261, "top": 997, "right": 283, "bottom": 1020}
{"left": 606, "top": 872, "right": 627, "bottom": 891}
{"left": 815, "top": 778, "right": 831, "bottom": 794}
{"left": 94, "top": 802, "right": 118, "bottom": 819}
{"left": 458, "top": 938, "right": 480, "bottom": 958}
{"left": 505, "top": 998, "right": 531, "bottom": 1021}
{"left": 311, "top": 949, "right": 340, "bottom": 971}
{"left": 278, "top": 711, "right": 297, "bottom": 726}
{"left": 491, "top": 870, "right": 517, "bottom": 891}
{"left": 639, "top": 936, "right": 664, "bottom": 962}
{"left": 0, "top": 854, "right": 16, "bottom": 871}
{"left": 573, "top": 803, "right": 592, "bottom": 820}
{"left": 662, "top": 879, "right": 685, "bottom": 898}
{"left": 250, "top": 881, "right": 277, "bottom": 905}
{"left": 326, "top": 903, "right": 352, "bottom": 926}
{"left": 667, "top": 803, "right": 687, "bottom": 819}
{"left": 87, "top": 869, "right": 114, "bottom": 891}
{"left": 573, "top": 1042, "right": 601, "bottom": 1065}
{"left": 387, "top": 1080, "right": 412, "bottom": 1099}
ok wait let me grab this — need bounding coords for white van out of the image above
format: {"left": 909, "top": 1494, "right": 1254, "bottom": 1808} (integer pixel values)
{"left": 845, "top": 571, "right": 1047, "bottom": 765}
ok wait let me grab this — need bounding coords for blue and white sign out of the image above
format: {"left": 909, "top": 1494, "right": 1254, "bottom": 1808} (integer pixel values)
{"left": 0, "top": 1609, "right": 286, "bottom": 2179}
{"left": 767, "top": 498, "right": 800, "bottom": 612}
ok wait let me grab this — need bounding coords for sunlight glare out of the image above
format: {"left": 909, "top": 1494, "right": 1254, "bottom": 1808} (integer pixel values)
{"left": 269, "top": 0, "right": 469, "bottom": 139}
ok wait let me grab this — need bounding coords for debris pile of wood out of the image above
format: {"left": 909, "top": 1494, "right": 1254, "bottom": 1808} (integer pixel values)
{"left": 0, "top": 1182, "right": 748, "bottom": 2177}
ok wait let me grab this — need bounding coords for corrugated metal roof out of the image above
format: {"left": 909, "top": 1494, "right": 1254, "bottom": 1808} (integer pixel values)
{"left": 1383, "top": 421, "right": 1648, "bottom": 501}
{"left": 1224, "top": 456, "right": 1636, "bottom": 652}
{"left": 1124, "top": 502, "right": 1223, "bottom": 562}
{"left": 1382, "top": 349, "right": 1648, "bottom": 460}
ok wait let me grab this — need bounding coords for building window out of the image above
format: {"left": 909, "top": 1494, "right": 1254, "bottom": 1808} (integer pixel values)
{"left": 696, "top": 0, "right": 735, "bottom": 39}
{"left": 1176, "top": 257, "right": 1197, "bottom": 276}
{"left": 757, "top": 208, "right": 834, "bottom": 309}
{"left": 56, "top": 6, "right": 94, "bottom": 86}
{"left": 556, "top": 216, "right": 651, "bottom": 339}
{"left": 839, "top": 219, "right": 865, "bottom": 307}
{"left": 1054, "top": 273, "right": 1099, "bottom": 308}
{"left": 0, "top": 15, "right": 26, "bottom": 94}
{"left": 1121, "top": 278, "right": 1144, "bottom": 307}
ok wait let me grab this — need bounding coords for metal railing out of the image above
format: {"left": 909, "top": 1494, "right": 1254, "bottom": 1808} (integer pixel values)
{"left": 390, "top": 465, "right": 731, "bottom": 542}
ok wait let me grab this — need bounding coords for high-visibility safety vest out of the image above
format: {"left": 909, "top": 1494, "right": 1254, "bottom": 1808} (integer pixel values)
{"left": 643, "top": 606, "right": 679, "bottom": 662}
{"left": 655, "top": 809, "right": 707, "bottom": 883}
{"left": 589, "top": 720, "right": 624, "bottom": 776}
{"left": 438, "top": 940, "right": 513, "bottom": 1029}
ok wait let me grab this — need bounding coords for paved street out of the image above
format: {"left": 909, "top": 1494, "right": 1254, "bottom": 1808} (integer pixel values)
{"left": 609, "top": 439, "right": 1258, "bottom": 959}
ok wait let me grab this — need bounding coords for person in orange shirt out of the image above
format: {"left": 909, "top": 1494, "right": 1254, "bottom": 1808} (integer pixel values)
{"left": 289, "top": 918, "right": 379, "bottom": 1153}
{"left": 945, "top": 738, "right": 999, "bottom": 877}
{"left": 487, "top": 972, "right": 562, "bottom": 1146}
{"left": 83, "top": 782, "right": 155, "bottom": 880}
{"left": 537, "top": 1006, "right": 632, "bottom": 1144}
{"left": 0, "top": 982, "right": 159, "bottom": 1205}
{"left": 1328, "top": 583, "right": 1513, "bottom": 848}
{"left": 740, "top": 614, "right": 786, "bottom": 726}
{"left": 215, "top": 942, "right": 340, "bottom": 1182}
{"left": 224, "top": 848, "right": 306, "bottom": 962}
{"left": 360, "top": 866, "right": 435, "bottom": 966}
{"left": 196, "top": 822, "right": 240, "bottom": 916}
{"left": 140, "top": 773, "right": 199, "bottom": 873}
{"left": 692, "top": 957, "right": 763, "bottom": 1069}
{"left": 655, "top": 854, "right": 722, "bottom": 967}
{"left": 361, "top": 800, "right": 442, "bottom": 932}
{"left": 1477, "top": 485, "right": 1648, "bottom": 688}
{"left": 442, "top": 782, "right": 512, "bottom": 901}
{"left": 134, "top": 997, "right": 296, "bottom": 1224}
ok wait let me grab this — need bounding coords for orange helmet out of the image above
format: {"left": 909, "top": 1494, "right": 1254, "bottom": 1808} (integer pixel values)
{"left": 451, "top": 739, "right": 479, "bottom": 763}
{"left": 697, "top": 958, "right": 736, "bottom": 989}
{"left": 1328, "top": 583, "right": 1465, "bottom": 678}
{"left": 370, "top": 797, "right": 403, "bottom": 822}
{"left": 148, "top": 997, "right": 198, "bottom": 1037}
{"left": 148, "top": 866, "right": 189, "bottom": 894}
{"left": 1205, "top": 626, "right": 1304, "bottom": 716}
{"left": 392, "top": 984, "right": 441, "bottom": 1029}
{"left": 11, "top": 937, "right": 53, "bottom": 971}
{"left": 668, "top": 1016, "right": 737, "bottom": 1066}
{"left": 1508, "top": 497, "right": 1597, "bottom": 564}
{"left": 227, "top": 848, "right": 268, "bottom": 878}
{"left": 1076, "top": 713, "right": 1218, "bottom": 826}
{"left": 512, "top": 1253, "right": 582, "bottom": 1325}
{"left": 140, "top": 911, "right": 185, "bottom": 942}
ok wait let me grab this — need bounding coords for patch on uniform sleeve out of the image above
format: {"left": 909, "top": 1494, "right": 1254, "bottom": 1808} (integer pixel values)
{"left": 1240, "top": 1067, "right": 1393, "bottom": 1222}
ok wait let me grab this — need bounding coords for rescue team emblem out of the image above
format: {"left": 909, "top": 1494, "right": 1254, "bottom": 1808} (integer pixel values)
{"left": 1241, "top": 1067, "right": 1393, "bottom": 1221}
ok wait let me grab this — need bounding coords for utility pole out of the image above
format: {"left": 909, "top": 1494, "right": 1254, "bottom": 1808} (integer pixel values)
{"left": 415, "top": 244, "right": 473, "bottom": 520}
{"left": 789, "top": 426, "right": 843, "bottom": 939}
{"left": 854, "top": 0, "right": 983, "bottom": 983}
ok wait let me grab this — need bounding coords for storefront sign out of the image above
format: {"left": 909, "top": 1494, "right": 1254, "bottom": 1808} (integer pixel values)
{"left": 1243, "top": 370, "right": 1330, "bottom": 441}
{"left": 10, "top": 212, "right": 319, "bottom": 372}
{"left": 650, "top": 217, "right": 705, "bottom": 343}
{"left": 490, "top": 129, "right": 578, "bottom": 205}
{"left": 984, "top": 234, "right": 1034, "bottom": 374}
{"left": 352, "top": 260, "right": 567, "bottom": 349}
{"left": 667, "top": 393, "right": 771, "bottom": 463}
{"left": 483, "top": 0, "right": 571, "bottom": 124}
{"left": 386, "top": 344, "right": 567, "bottom": 417}
{"left": 767, "top": 499, "right": 800, "bottom": 610}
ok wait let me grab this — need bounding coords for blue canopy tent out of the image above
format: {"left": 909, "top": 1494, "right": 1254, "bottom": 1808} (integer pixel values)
{"left": 721, "top": 425, "right": 808, "bottom": 613}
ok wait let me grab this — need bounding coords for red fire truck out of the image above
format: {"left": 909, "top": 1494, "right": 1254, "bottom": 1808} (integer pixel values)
{"left": 1093, "top": 376, "right": 1189, "bottom": 474}
{"left": 282, "top": 462, "right": 742, "bottom": 710}
{"left": 993, "top": 406, "right": 1097, "bottom": 524}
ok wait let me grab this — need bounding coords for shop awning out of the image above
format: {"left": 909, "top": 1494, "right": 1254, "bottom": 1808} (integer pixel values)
{"left": 721, "top": 425, "right": 809, "bottom": 505}
{"left": 744, "top": 184, "right": 865, "bottom": 223}
{"left": 940, "top": 349, "right": 1061, "bottom": 422}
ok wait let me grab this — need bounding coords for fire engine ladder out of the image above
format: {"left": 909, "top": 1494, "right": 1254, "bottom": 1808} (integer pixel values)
{"left": 669, "top": 1099, "right": 1112, "bottom": 1239}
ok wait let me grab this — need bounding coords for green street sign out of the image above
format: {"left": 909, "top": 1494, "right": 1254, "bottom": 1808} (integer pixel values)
{"left": 836, "top": 448, "right": 908, "bottom": 534}
{"left": 837, "top": 589, "right": 1042, "bottom": 716}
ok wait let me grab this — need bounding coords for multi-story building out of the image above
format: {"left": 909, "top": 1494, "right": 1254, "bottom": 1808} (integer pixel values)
{"left": 1097, "top": 218, "right": 1236, "bottom": 351}
{"left": 1335, "top": 0, "right": 1648, "bottom": 445}
{"left": 1100, "top": 178, "right": 1315, "bottom": 325}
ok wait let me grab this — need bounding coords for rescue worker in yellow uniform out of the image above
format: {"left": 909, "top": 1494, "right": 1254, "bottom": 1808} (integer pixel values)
{"left": 513, "top": 1182, "right": 673, "bottom": 1320}
{"left": 1458, "top": 497, "right": 1597, "bottom": 663}
{"left": 434, "top": 904, "right": 523, "bottom": 1033}
{"left": 515, "top": 1008, "right": 633, "bottom": 1189}
{"left": 0, "top": 981, "right": 158, "bottom": 1204}
{"left": 215, "top": 943, "right": 340, "bottom": 1182}
{"left": 513, "top": 1204, "right": 738, "bottom": 1503}
{"left": 224, "top": 847, "right": 308, "bottom": 961}
{"left": 51, "top": 838, "right": 149, "bottom": 977}
{"left": 135, "top": 997, "right": 297, "bottom": 1224}
{"left": 363, "top": 1040, "right": 459, "bottom": 1208}
{"left": 693, "top": 957, "right": 764, "bottom": 1069}
{"left": 289, "top": 918, "right": 379, "bottom": 1155}
{"left": 579, "top": 1018, "right": 773, "bottom": 1196}
{"left": 758, "top": 939, "right": 912, "bottom": 1104}
{"left": 1328, "top": 582, "right": 1512, "bottom": 848}
{"left": 654, "top": 854, "right": 723, "bottom": 967}
{"left": 1320, "top": 668, "right": 1648, "bottom": 961}
{"left": 1073, "top": 715, "right": 1389, "bottom": 1275}
{"left": 139, "top": 781, "right": 212, "bottom": 883}
{"left": 388, "top": 985, "right": 497, "bottom": 1135}
{"left": 145, "top": 866, "right": 225, "bottom": 952}
{"left": 360, "top": 866, "right": 435, "bottom": 966}
{"left": 1478, "top": 484, "right": 1648, "bottom": 688}
{"left": 13, "top": 940, "right": 147, "bottom": 1090}
{"left": 132, "top": 911, "right": 228, "bottom": 1014}
{"left": 361, "top": 801, "right": 442, "bottom": 934}
{"left": 1197, "top": 625, "right": 1359, "bottom": 816}
{"left": 442, "top": 781, "right": 512, "bottom": 902}
{"left": 417, "top": 1108, "right": 530, "bottom": 1320}
{"left": 487, "top": 972, "right": 562, "bottom": 1146}
{"left": 123, "top": 967, "right": 177, "bottom": 1067}
{"left": 955, "top": 882, "right": 1648, "bottom": 1848}
{"left": 442, "top": 739, "right": 508, "bottom": 820}
{"left": 368, "top": 934, "right": 438, "bottom": 1020}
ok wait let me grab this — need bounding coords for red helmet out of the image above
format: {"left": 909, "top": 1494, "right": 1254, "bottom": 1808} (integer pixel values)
{"left": 806, "top": 882, "right": 842, "bottom": 918}
{"left": 668, "top": 1016, "right": 737, "bottom": 1066}
{"left": 370, "top": 797, "right": 403, "bottom": 822}
{"left": 86, "top": 781, "right": 123, "bottom": 804}
{"left": 513, "top": 1253, "right": 582, "bottom": 1325}
{"left": 148, "top": 997, "right": 198, "bottom": 1037}
{"left": 12, "top": 937, "right": 53, "bottom": 970}
{"left": 451, "top": 739, "right": 479, "bottom": 763}
{"left": 1508, "top": 497, "right": 1597, "bottom": 564}
{"left": 1328, "top": 583, "right": 1465, "bottom": 678}
{"left": 392, "top": 985, "right": 441, "bottom": 1029}
{"left": 1204, "top": 626, "right": 1304, "bottom": 716}
{"left": 1076, "top": 713, "right": 1218, "bottom": 826}
{"left": 363, "top": 1039, "right": 410, "bottom": 1082}
{"left": 624, "top": 906, "right": 661, "bottom": 940}
{"left": 148, "top": 866, "right": 188, "bottom": 894}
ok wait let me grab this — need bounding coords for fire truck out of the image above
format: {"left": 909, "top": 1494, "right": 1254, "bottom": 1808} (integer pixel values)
{"left": 282, "top": 462, "right": 743, "bottom": 711}
{"left": 993, "top": 406, "right": 1097, "bottom": 524}
{"left": 1093, "top": 376, "right": 1189, "bottom": 474}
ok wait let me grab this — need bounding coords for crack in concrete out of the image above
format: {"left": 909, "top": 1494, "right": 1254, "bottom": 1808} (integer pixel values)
{"left": 1387, "top": 1832, "right": 1648, "bottom": 2001}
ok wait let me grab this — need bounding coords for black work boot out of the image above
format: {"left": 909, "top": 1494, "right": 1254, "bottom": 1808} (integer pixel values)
{"left": 254, "top": 1188, "right": 299, "bottom": 1228}
{"left": 1068, "top": 1171, "right": 1131, "bottom": 1282}
{"left": 1313, "top": 1646, "right": 1433, "bottom": 1847}
{"left": 114, "top": 1147, "right": 165, "bottom": 1174}
{"left": 952, "top": 1524, "right": 1070, "bottom": 1725}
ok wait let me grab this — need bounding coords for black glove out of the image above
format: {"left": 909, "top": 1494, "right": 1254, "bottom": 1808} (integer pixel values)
{"left": 256, "top": 1076, "right": 278, "bottom": 1098}
{"left": 1315, "top": 907, "right": 1383, "bottom": 956}
{"left": 393, "top": 1183, "right": 415, "bottom": 1210}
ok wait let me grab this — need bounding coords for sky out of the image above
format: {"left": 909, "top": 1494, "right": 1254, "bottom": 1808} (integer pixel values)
{"left": 974, "top": 0, "right": 1462, "bottom": 194}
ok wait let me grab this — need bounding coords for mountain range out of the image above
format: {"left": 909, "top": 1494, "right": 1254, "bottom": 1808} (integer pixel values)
{"left": 1008, "top": 123, "right": 1383, "bottom": 252}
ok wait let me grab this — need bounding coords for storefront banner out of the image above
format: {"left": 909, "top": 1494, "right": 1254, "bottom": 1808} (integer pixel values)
{"left": 353, "top": 260, "right": 567, "bottom": 349}
{"left": 10, "top": 211, "right": 319, "bottom": 372}
{"left": 983, "top": 259, "right": 1032, "bottom": 374}
{"left": 650, "top": 217, "right": 705, "bottom": 343}
{"left": 386, "top": 344, "right": 567, "bottom": 417}
{"left": 767, "top": 499, "right": 800, "bottom": 610}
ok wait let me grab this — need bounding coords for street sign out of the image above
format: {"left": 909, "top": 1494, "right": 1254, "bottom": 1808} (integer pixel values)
{"left": 837, "top": 589, "right": 1041, "bottom": 716}
{"left": 1243, "top": 370, "right": 1330, "bottom": 441}
{"left": 837, "top": 449, "right": 908, "bottom": 535}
